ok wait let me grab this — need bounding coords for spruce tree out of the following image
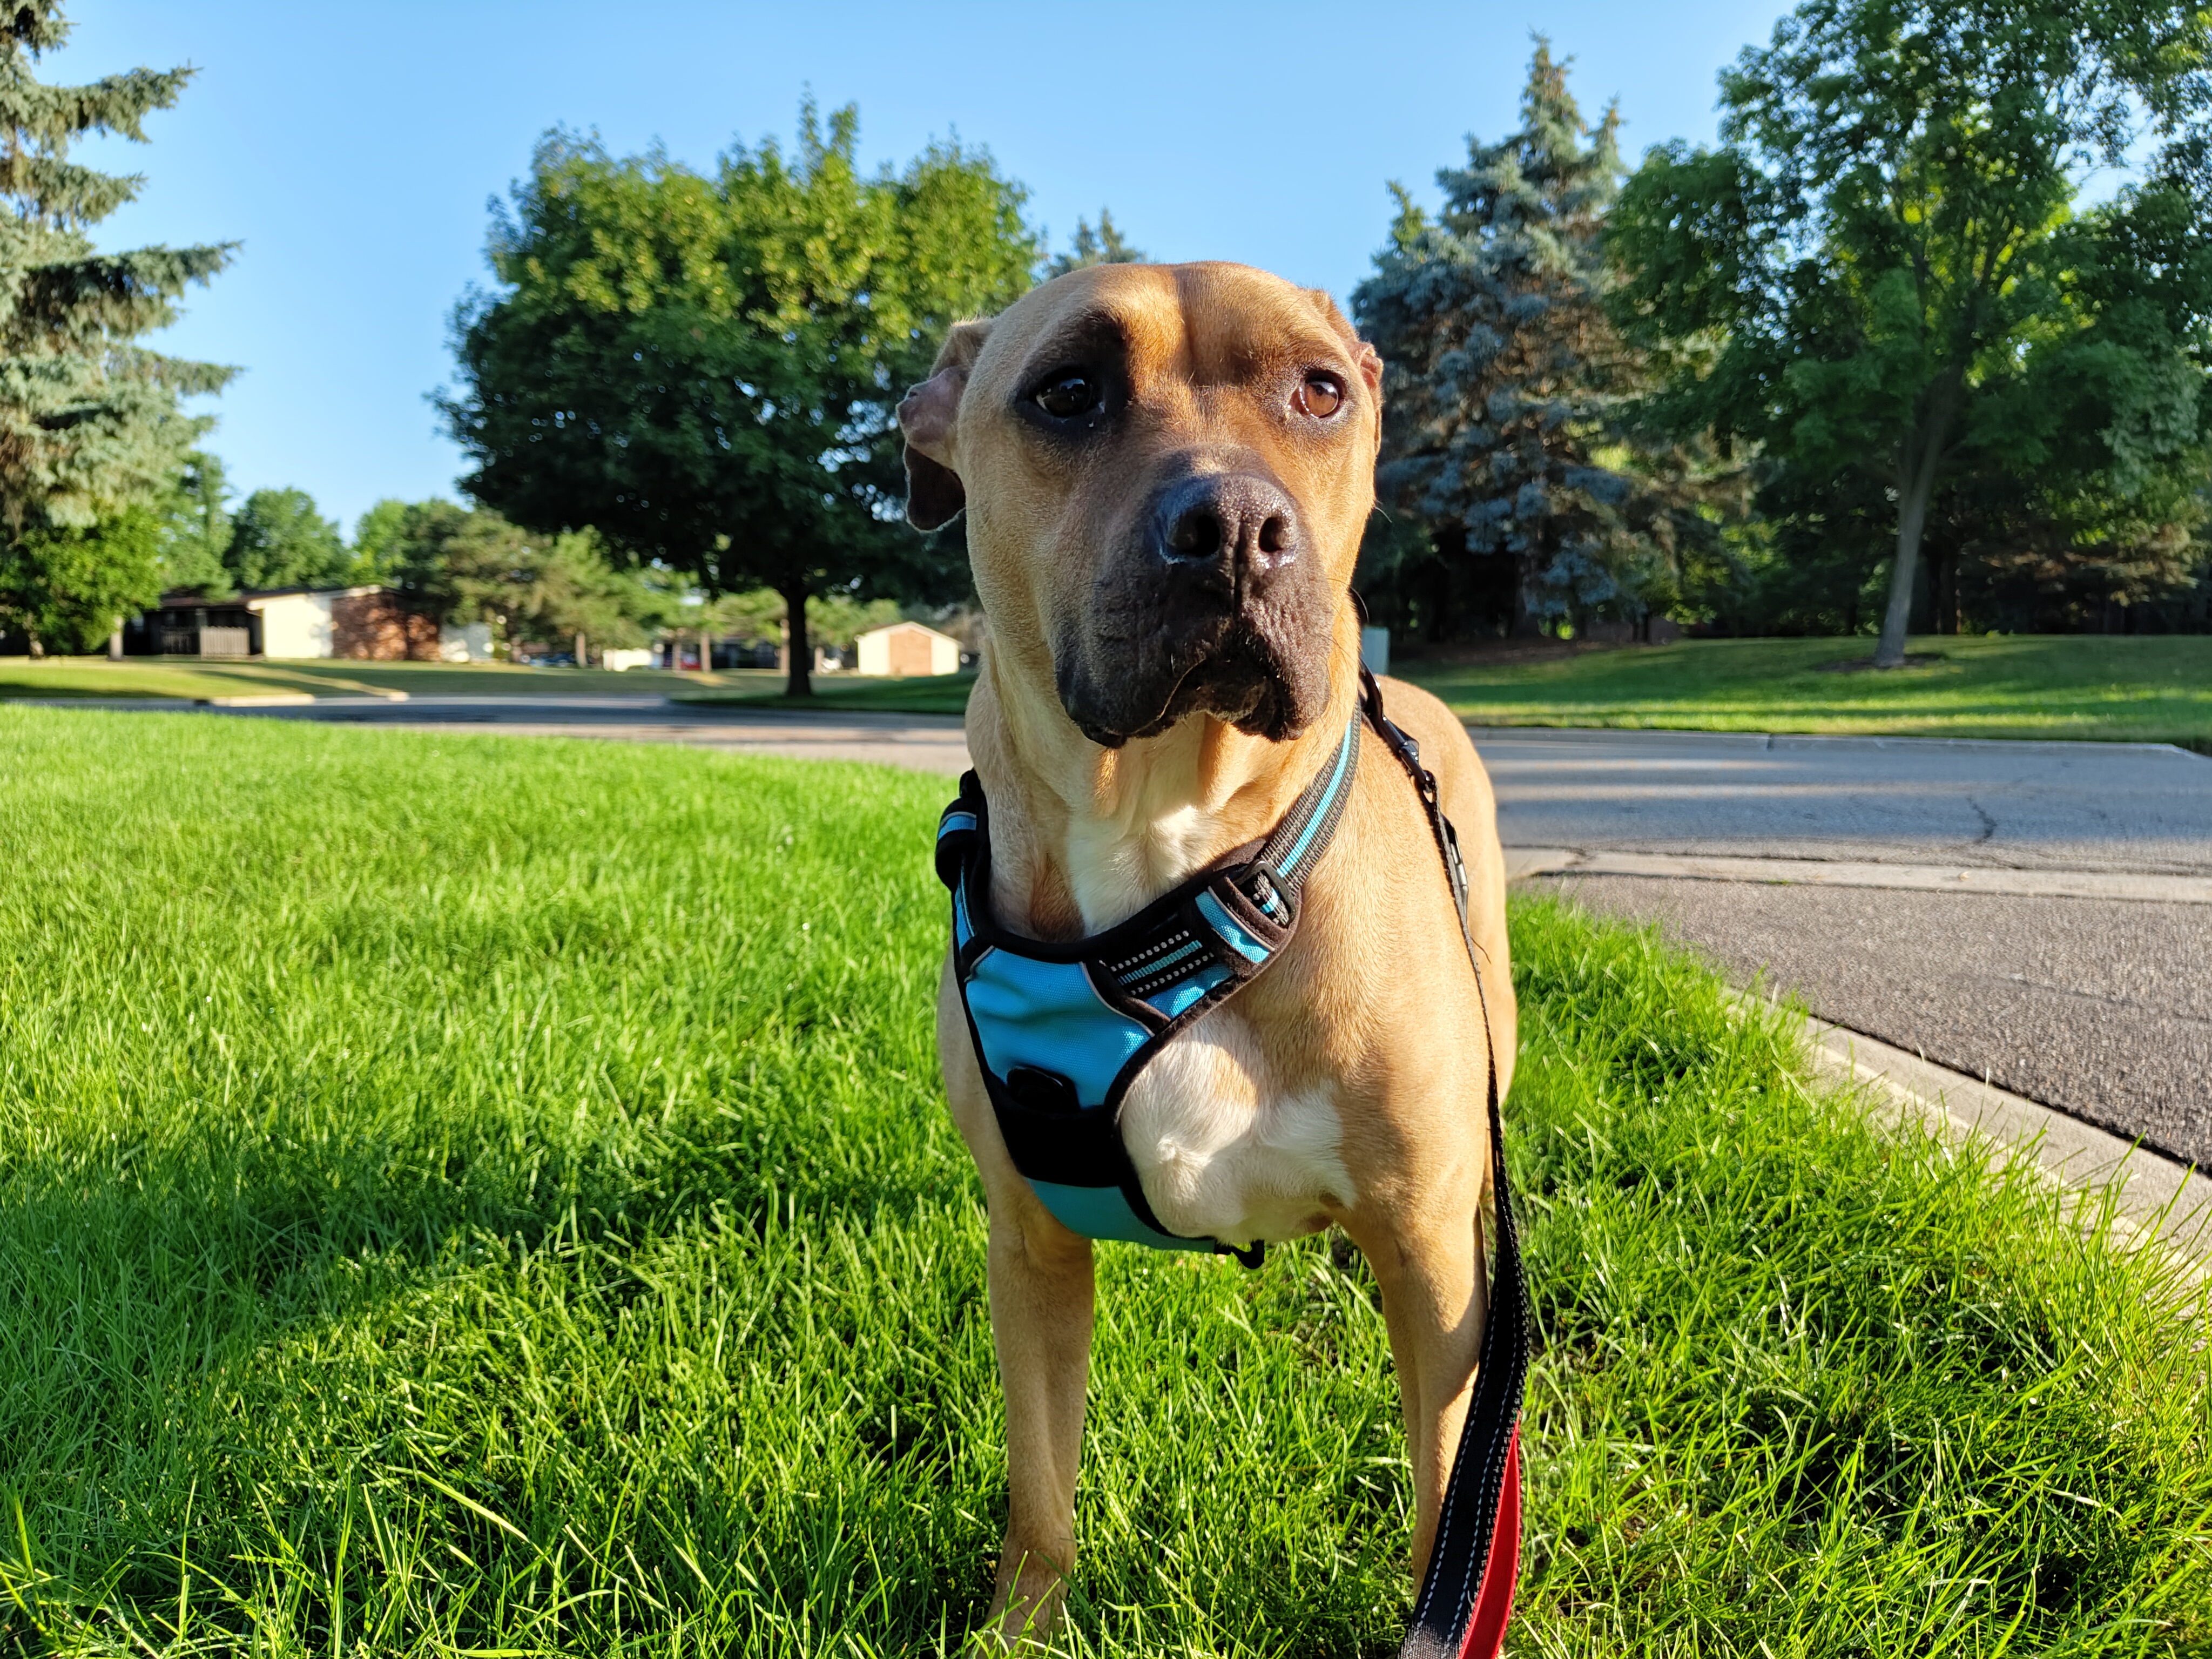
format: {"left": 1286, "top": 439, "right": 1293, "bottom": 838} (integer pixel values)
{"left": 1046, "top": 208, "right": 1144, "bottom": 276}
{"left": 0, "top": 2, "right": 232, "bottom": 649}
{"left": 1355, "top": 43, "right": 1690, "bottom": 636}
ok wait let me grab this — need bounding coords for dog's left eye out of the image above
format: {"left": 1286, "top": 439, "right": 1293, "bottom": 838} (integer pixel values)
{"left": 1033, "top": 372, "right": 1100, "bottom": 420}
{"left": 1293, "top": 374, "right": 1345, "bottom": 419}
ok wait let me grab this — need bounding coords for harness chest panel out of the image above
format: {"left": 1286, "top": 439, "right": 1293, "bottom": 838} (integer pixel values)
{"left": 935, "top": 714, "right": 1359, "bottom": 1257}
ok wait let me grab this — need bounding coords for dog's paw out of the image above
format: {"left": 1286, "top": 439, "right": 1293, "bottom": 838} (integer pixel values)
{"left": 974, "top": 1543, "right": 1071, "bottom": 1654}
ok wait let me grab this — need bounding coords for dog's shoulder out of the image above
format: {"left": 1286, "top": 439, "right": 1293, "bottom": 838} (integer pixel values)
{"left": 1368, "top": 676, "right": 1495, "bottom": 836}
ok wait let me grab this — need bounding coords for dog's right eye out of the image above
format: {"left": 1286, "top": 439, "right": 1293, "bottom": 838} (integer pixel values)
{"left": 1032, "top": 372, "right": 1099, "bottom": 420}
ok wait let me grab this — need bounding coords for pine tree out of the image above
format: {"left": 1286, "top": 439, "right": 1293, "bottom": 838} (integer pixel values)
{"left": 0, "top": 2, "right": 233, "bottom": 648}
{"left": 1046, "top": 207, "right": 1144, "bottom": 276}
{"left": 1355, "top": 43, "right": 1695, "bottom": 636}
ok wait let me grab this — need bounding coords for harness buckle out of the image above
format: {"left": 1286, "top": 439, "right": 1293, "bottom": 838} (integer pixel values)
{"left": 1237, "top": 861, "right": 1292, "bottom": 926}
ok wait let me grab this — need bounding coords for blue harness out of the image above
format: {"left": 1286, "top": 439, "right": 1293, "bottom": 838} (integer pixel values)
{"left": 933, "top": 669, "right": 1530, "bottom": 1658}
{"left": 934, "top": 710, "right": 1361, "bottom": 1262}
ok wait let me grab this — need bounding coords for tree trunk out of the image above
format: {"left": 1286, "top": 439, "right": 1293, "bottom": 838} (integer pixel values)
{"left": 1926, "top": 547, "right": 1956, "bottom": 636}
{"left": 107, "top": 625, "right": 122, "bottom": 660}
{"left": 782, "top": 579, "right": 812, "bottom": 698}
{"left": 1512, "top": 551, "right": 1543, "bottom": 639}
{"left": 575, "top": 630, "right": 588, "bottom": 669}
{"left": 1875, "top": 382, "right": 1961, "bottom": 669}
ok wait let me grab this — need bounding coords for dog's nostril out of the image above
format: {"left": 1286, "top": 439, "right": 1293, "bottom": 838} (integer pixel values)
{"left": 1168, "top": 509, "right": 1224, "bottom": 561}
{"left": 1258, "top": 516, "right": 1289, "bottom": 556}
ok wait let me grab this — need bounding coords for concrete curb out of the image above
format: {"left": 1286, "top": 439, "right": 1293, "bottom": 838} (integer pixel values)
{"left": 1467, "top": 723, "right": 2206, "bottom": 760}
{"left": 1505, "top": 846, "right": 2212, "bottom": 905}
{"left": 1767, "top": 1002, "right": 2211, "bottom": 1279}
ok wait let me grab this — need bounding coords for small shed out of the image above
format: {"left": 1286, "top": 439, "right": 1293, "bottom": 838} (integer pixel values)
{"left": 855, "top": 621, "right": 962, "bottom": 678}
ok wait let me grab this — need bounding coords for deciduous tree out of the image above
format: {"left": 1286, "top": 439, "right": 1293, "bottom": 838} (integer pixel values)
{"left": 0, "top": 506, "right": 158, "bottom": 652}
{"left": 154, "top": 450, "right": 233, "bottom": 594}
{"left": 224, "top": 487, "right": 349, "bottom": 591}
{"left": 372, "top": 497, "right": 670, "bottom": 662}
{"left": 1613, "top": 0, "right": 2212, "bottom": 664}
{"left": 444, "top": 101, "right": 1035, "bottom": 694}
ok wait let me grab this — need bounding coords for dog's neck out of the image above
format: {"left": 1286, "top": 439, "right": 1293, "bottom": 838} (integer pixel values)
{"left": 967, "top": 614, "right": 1363, "bottom": 941}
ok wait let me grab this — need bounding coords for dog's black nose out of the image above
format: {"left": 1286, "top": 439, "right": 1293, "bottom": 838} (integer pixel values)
{"left": 1151, "top": 473, "right": 1301, "bottom": 581}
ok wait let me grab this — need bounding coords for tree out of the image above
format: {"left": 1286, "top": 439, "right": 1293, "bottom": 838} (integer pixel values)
{"left": 349, "top": 496, "right": 412, "bottom": 582}
{"left": 154, "top": 450, "right": 233, "bottom": 594}
{"left": 445, "top": 100, "right": 1036, "bottom": 696}
{"left": 223, "top": 487, "right": 350, "bottom": 590}
{"left": 1046, "top": 208, "right": 1144, "bottom": 275}
{"left": 1354, "top": 43, "right": 1720, "bottom": 638}
{"left": 370, "top": 496, "right": 671, "bottom": 662}
{"left": 1612, "top": 0, "right": 2212, "bottom": 664}
{"left": 0, "top": 3, "right": 234, "bottom": 646}
{"left": 0, "top": 506, "right": 159, "bottom": 652}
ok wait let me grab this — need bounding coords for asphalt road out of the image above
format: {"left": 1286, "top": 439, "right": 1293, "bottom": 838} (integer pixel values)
{"left": 1483, "top": 726, "right": 2212, "bottom": 1165}
{"left": 1474, "top": 725, "right": 2212, "bottom": 875}
{"left": 1531, "top": 873, "right": 2212, "bottom": 1168}
{"left": 36, "top": 697, "right": 2211, "bottom": 1163}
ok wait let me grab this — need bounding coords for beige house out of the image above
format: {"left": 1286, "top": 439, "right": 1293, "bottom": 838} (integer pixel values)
{"left": 131, "top": 586, "right": 495, "bottom": 661}
{"left": 854, "top": 620, "right": 962, "bottom": 678}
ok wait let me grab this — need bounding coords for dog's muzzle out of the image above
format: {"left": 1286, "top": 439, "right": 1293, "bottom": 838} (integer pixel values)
{"left": 1057, "top": 468, "right": 1335, "bottom": 747}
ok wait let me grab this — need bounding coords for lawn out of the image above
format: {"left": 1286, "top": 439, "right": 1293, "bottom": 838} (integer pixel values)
{"left": 667, "top": 637, "right": 2212, "bottom": 747}
{"left": 0, "top": 656, "right": 783, "bottom": 701}
{"left": 2, "top": 706, "right": 2206, "bottom": 1657}
{"left": 1405, "top": 635, "right": 2212, "bottom": 746}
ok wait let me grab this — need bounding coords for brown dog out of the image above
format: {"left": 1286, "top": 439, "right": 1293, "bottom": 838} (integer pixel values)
{"left": 899, "top": 261, "right": 1515, "bottom": 1645}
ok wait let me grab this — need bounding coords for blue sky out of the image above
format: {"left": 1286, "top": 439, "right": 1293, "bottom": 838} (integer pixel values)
{"left": 51, "top": 0, "right": 1791, "bottom": 535}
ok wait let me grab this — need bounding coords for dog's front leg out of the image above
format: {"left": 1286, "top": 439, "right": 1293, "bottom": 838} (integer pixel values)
{"left": 939, "top": 960, "right": 1095, "bottom": 1648}
{"left": 983, "top": 1195, "right": 1094, "bottom": 1644}
{"left": 1346, "top": 1190, "right": 1487, "bottom": 1584}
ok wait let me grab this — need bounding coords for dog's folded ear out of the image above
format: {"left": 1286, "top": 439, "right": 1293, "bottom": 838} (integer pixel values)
{"left": 900, "top": 318, "right": 992, "bottom": 531}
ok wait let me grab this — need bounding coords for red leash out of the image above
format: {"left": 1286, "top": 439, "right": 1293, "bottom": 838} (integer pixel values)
{"left": 1364, "top": 668, "right": 1530, "bottom": 1659}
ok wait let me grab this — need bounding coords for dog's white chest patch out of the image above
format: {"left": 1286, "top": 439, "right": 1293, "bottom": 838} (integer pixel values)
{"left": 1116, "top": 1008, "right": 1352, "bottom": 1245}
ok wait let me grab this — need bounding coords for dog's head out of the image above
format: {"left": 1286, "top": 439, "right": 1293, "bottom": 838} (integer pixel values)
{"left": 898, "top": 262, "right": 1381, "bottom": 747}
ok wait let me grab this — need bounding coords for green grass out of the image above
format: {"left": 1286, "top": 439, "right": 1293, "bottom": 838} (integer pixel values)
{"left": 673, "top": 671, "right": 975, "bottom": 714}
{"left": 666, "top": 637, "right": 2212, "bottom": 746}
{"left": 0, "top": 657, "right": 783, "bottom": 700}
{"left": 1404, "top": 635, "right": 2212, "bottom": 745}
{"left": 2, "top": 706, "right": 2207, "bottom": 1657}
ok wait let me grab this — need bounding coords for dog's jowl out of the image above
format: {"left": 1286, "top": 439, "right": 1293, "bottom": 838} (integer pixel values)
{"left": 900, "top": 261, "right": 1526, "bottom": 1657}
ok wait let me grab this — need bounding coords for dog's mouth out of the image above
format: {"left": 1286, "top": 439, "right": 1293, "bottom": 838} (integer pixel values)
{"left": 1059, "top": 611, "right": 1315, "bottom": 749}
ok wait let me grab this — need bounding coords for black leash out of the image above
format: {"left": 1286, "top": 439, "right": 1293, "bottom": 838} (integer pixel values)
{"left": 1361, "top": 666, "right": 1530, "bottom": 1659}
